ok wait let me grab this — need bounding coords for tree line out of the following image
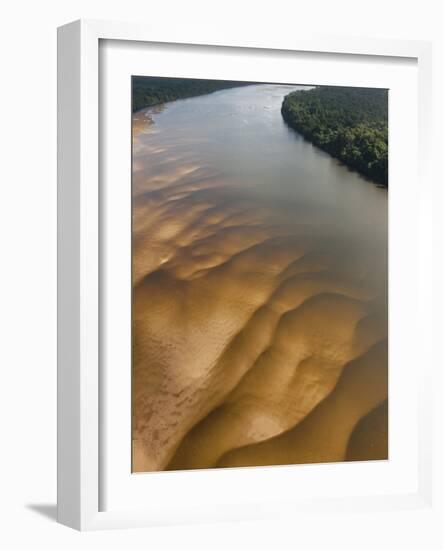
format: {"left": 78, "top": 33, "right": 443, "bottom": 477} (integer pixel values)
{"left": 281, "top": 86, "right": 388, "bottom": 186}
{"left": 132, "top": 76, "right": 249, "bottom": 112}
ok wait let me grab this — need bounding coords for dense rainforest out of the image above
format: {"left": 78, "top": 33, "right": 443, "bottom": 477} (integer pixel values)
{"left": 281, "top": 86, "right": 388, "bottom": 186}
{"left": 132, "top": 76, "right": 249, "bottom": 112}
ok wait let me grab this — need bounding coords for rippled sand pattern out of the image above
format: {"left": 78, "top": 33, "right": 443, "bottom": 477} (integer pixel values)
{"left": 132, "top": 86, "right": 388, "bottom": 472}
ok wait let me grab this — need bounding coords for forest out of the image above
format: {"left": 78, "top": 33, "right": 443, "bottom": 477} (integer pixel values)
{"left": 132, "top": 76, "right": 248, "bottom": 112}
{"left": 281, "top": 86, "right": 388, "bottom": 186}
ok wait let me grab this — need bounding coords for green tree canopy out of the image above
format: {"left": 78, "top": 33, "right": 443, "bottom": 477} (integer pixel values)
{"left": 132, "top": 76, "right": 249, "bottom": 112}
{"left": 281, "top": 86, "right": 388, "bottom": 186}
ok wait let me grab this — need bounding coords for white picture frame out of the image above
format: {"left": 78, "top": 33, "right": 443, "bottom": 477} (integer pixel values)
{"left": 57, "top": 19, "right": 434, "bottom": 531}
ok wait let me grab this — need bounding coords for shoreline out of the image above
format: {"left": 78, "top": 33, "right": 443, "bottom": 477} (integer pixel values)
{"left": 132, "top": 77, "right": 253, "bottom": 113}
{"left": 281, "top": 87, "right": 388, "bottom": 187}
{"left": 281, "top": 110, "right": 388, "bottom": 189}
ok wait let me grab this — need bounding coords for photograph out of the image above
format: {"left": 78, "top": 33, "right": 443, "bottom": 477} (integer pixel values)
{"left": 0, "top": 0, "right": 438, "bottom": 541}
{"left": 131, "top": 76, "right": 389, "bottom": 473}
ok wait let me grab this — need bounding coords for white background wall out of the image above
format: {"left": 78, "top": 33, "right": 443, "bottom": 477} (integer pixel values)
{"left": 0, "top": 1, "right": 441, "bottom": 548}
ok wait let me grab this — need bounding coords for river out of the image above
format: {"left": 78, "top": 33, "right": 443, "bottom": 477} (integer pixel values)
{"left": 131, "top": 84, "right": 388, "bottom": 472}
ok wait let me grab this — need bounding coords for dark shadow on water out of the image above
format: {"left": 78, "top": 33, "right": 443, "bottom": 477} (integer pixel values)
{"left": 26, "top": 503, "right": 57, "bottom": 522}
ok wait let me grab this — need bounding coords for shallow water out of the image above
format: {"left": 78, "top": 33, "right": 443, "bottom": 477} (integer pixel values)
{"left": 131, "top": 84, "right": 388, "bottom": 472}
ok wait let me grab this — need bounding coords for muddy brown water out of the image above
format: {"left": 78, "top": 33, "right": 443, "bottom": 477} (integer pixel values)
{"left": 131, "top": 84, "right": 388, "bottom": 472}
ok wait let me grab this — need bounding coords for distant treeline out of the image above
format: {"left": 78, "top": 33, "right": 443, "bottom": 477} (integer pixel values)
{"left": 281, "top": 86, "right": 388, "bottom": 186}
{"left": 132, "top": 76, "right": 249, "bottom": 112}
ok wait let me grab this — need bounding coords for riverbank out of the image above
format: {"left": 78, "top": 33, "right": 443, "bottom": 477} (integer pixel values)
{"left": 281, "top": 86, "right": 388, "bottom": 186}
{"left": 132, "top": 76, "right": 250, "bottom": 112}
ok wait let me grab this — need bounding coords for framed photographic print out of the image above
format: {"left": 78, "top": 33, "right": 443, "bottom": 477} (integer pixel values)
{"left": 57, "top": 19, "right": 434, "bottom": 530}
